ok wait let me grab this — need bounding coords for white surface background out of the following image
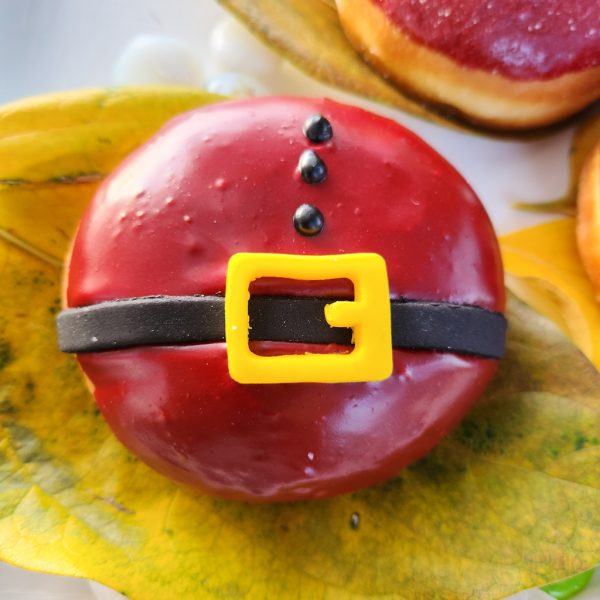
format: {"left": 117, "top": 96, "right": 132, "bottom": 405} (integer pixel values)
{"left": 0, "top": 1, "right": 598, "bottom": 598}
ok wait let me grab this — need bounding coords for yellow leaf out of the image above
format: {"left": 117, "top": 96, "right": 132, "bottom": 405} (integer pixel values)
{"left": 1, "top": 89, "right": 599, "bottom": 600}
{"left": 576, "top": 136, "right": 600, "bottom": 300}
{"left": 500, "top": 218, "right": 600, "bottom": 369}
{"left": 0, "top": 87, "right": 222, "bottom": 263}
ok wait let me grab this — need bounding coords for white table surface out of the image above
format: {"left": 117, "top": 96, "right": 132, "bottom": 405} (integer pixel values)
{"left": 0, "top": 1, "right": 597, "bottom": 598}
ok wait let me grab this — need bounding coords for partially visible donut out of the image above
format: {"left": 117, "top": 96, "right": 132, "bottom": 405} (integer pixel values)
{"left": 336, "top": 0, "right": 600, "bottom": 129}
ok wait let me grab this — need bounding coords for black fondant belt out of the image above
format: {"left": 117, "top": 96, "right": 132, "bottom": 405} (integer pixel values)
{"left": 57, "top": 295, "right": 507, "bottom": 359}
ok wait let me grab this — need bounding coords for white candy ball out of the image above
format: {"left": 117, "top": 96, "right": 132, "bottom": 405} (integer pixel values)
{"left": 113, "top": 35, "right": 203, "bottom": 87}
{"left": 208, "top": 17, "right": 281, "bottom": 81}
{"left": 204, "top": 72, "right": 268, "bottom": 98}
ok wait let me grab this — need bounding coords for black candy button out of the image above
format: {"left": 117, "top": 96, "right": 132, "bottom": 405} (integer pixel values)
{"left": 293, "top": 204, "right": 325, "bottom": 236}
{"left": 303, "top": 114, "right": 333, "bottom": 143}
{"left": 298, "top": 150, "right": 327, "bottom": 184}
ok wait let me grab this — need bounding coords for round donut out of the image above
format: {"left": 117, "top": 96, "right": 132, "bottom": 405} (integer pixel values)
{"left": 336, "top": 0, "right": 600, "bottom": 129}
{"left": 60, "top": 97, "right": 505, "bottom": 501}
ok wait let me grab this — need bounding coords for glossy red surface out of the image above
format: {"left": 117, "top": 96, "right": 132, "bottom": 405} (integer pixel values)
{"left": 79, "top": 344, "right": 497, "bottom": 500}
{"left": 373, "top": 0, "right": 600, "bottom": 80}
{"left": 67, "top": 97, "right": 505, "bottom": 501}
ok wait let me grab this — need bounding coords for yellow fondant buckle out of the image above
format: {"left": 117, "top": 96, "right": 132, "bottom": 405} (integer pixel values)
{"left": 225, "top": 253, "right": 393, "bottom": 384}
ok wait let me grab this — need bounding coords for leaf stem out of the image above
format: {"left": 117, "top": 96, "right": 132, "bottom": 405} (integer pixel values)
{"left": 0, "top": 229, "right": 62, "bottom": 268}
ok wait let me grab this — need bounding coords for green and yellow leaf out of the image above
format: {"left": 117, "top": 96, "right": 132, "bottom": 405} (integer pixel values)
{"left": 0, "top": 89, "right": 599, "bottom": 600}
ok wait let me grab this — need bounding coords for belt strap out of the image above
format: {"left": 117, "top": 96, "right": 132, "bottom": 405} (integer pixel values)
{"left": 57, "top": 295, "right": 506, "bottom": 359}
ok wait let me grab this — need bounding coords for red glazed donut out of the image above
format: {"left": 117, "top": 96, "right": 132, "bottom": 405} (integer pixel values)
{"left": 61, "top": 97, "right": 505, "bottom": 501}
{"left": 336, "top": 0, "right": 600, "bottom": 129}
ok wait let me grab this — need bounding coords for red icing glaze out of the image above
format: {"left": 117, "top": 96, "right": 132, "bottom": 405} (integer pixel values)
{"left": 79, "top": 345, "right": 497, "bottom": 500}
{"left": 373, "top": 0, "right": 600, "bottom": 80}
{"left": 67, "top": 97, "right": 505, "bottom": 501}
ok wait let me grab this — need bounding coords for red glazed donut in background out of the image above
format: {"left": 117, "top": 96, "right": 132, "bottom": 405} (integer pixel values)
{"left": 336, "top": 0, "right": 600, "bottom": 129}
{"left": 64, "top": 97, "right": 505, "bottom": 501}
